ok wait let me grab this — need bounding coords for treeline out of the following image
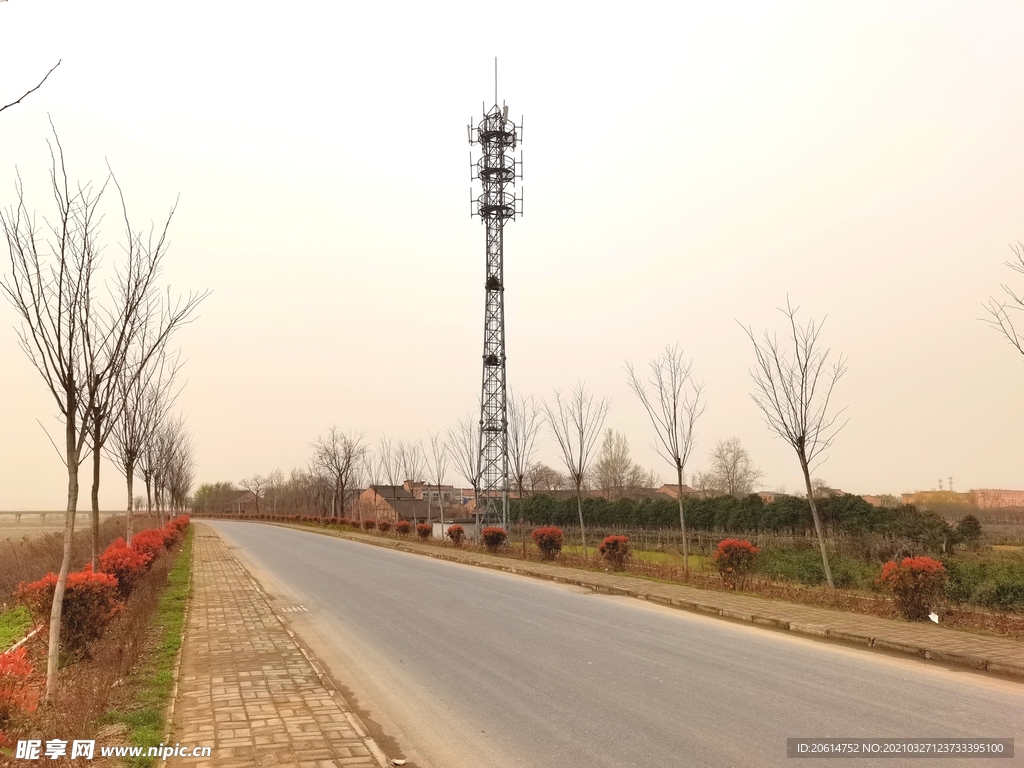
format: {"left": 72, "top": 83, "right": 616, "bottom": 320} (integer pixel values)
{"left": 512, "top": 493, "right": 981, "bottom": 549}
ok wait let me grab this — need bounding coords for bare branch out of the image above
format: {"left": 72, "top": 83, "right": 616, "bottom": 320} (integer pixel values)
{"left": 983, "top": 242, "right": 1024, "bottom": 356}
{"left": 0, "top": 60, "right": 61, "bottom": 115}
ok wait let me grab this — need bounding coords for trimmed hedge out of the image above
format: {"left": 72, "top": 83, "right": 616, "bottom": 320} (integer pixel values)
{"left": 510, "top": 494, "right": 960, "bottom": 546}
{"left": 532, "top": 526, "right": 563, "bottom": 560}
{"left": 446, "top": 525, "right": 466, "bottom": 547}
{"left": 599, "top": 535, "right": 631, "bottom": 570}
{"left": 714, "top": 538, "right": 759, "bottom": 590}
{"left": 481, "top": 527, "right": 508, "bottom": 553}
{"left": 16, "top": 569, "right": 123, "bottom": 660}
{"left": 876, "top": 556, "right": 947, "bottom": 620}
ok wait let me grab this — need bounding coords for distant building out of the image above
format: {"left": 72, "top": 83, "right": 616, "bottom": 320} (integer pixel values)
{"left": 901, "top": 490, "right": 974, "bottom": 508}
{"left": 656, "top": 484, "right": 700, "bottom": 499}
{"left": 813, "top": 486, "right": 847, "bottom": 499}
{"left": 356, "top": 480, "right": 476, "bottom": 521}
{"left": 970, "top": 489, "right": 1024, "bottom": 509}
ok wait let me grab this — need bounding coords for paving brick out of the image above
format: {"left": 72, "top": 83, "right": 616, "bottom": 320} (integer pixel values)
{"left": 166, "top": 525, "right": 387, "bottom": 767}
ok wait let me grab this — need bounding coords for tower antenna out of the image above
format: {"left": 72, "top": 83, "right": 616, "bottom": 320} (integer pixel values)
{"left": 467, "top": 69, "right": 523, "bottom": 530}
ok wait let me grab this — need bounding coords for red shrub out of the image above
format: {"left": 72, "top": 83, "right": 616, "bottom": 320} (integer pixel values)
{"left": 446, "top": 525, "right": 465, "bottom": 547}
{"left": 100, "top": 538, "right": 153, "bottom": 597}
{"left": 876, "top": 556, "right": 947, "bottom": 620}
{"left": 339, "top": 518, "right": 352, "bottom": 527}
{"left": 16, "top": 568, "right": 124, "bottom": 660}
{"left": 532, "top": 526, "right": 563, "bottom": 560}
{"left": 599, "top": 535, "right": 631, "bottom": 570}
{"left": 362, "top": 519, "right": 376, "bottom": 531}
{"left": 415, "top": 523, "right": 432, "bottom": 539}
{"left": 377, "top": 520, "right": 392, "bottom": 533}
{"left": 166, "top": 515, "right": 190, "bottom": 541}
{"left": 396, "top": 521, "right": 412, "bottom": 536}
{"left": 714, "top": 539, "right": 760, "bottom": 590}
{"left": 131, "top": 527, "right": 170, "bottom": 559}
{"left": 481, "top": 526, "right": 508, "bottom": 553}
{"left": 0, "top": 646, "right": 38, "bottom": 748}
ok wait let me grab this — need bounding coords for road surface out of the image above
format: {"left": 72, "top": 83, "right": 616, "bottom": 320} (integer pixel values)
{"left": 207, "top": 521, "right": 1023, "bottom": 768}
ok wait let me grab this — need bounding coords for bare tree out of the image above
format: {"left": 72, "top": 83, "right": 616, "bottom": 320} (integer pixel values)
{"left": 266, "top": 468, "right": 285, "bottom": 515}
{"left": 507, "top": 389, "right": 543, "bottom": 503}
{"left": 984, "top": 242, "right": 1024, "bottom": 356}
{"left": 525, "top": 462, "right": 568, "bottom": 494}
{"left": 161, "top": 417, "right": 195, "bottom": 513}
{"left": 398, "top": 439, "right": 425, "bottom": 484}
{"left": 445, "top": 413, "right": 481, "bottom": 516}
{"left": 82, "top": 177, "right": 205, "bottom": 568}
{"left": 311, "top": 427, "right": 367, "bottom": 518}
{"left": 239, "top": 474, "right": 267, "bottom": 515}
{"left": 427, "top": 431, "right": 449, "bottom": 530}
{"left": 105, "top": 349, "right": 179, "bottom": 544}
{"left": 360, "top": 448, "right": 384, "bottom": 526}
{"left": 626, "top": 344, "right": 705, "bottom": 574}
{"left": 543, "top": 383, "right": 609, "bottom": 559}
{"left": 377, "top": 434, "right": 404, "bottom": 525}
{"left": 703, "top": 437, "right": 763, "bottom": 497}
{"left": 0, "top": 135, "right": 97, "bottom": 698}
{"left": 740, "top": 298, "right": 848, "bottom": 589}
{"left": 151, "top": 414, "right": 194, "bottom": 517}
{"left": 589, "top": 429, "right": 659, "bottom": 500}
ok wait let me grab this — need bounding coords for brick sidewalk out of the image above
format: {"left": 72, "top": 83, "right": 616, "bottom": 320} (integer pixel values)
{"left": 166, "top": 525, "right": 389, "bottom": 768}
{"left": 281, "top": 524, "right": 1024, "bottom": 680}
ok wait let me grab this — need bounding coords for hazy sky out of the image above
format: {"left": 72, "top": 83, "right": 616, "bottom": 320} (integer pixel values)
{"left": 2, "top": 1, "right": 1024, "bottom": 510}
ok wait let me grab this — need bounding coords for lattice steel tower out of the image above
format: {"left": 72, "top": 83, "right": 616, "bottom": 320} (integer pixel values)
{"left": 468, "top": 80, "right": 522, "bottom": 529}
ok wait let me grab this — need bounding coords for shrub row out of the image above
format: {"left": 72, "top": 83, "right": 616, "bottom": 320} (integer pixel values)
{"left": 510, "top": 494, "right": 979, "bottom": 550}
{"left": 15, "top": 516, "right": 190, "bottom": 662}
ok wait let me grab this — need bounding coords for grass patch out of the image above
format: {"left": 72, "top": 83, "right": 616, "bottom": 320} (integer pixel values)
{"left": 944, "top": 550, "right": 1024, "bottom": 611}
{"left": 0, "top": 605, "right": 32, "bottom": 650}
{"left": 103, "top": 525, "right": 193, "bottom": 766}
{"left": 754, "top": 546, "right": 879, "bottom": 589}
{"left": 560, "top": 544, "right": 711, "bottom": 571}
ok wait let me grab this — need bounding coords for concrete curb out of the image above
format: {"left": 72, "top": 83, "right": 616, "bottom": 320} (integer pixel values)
{"left": 261, "top": 522, "right": 1024, "bottom": 682}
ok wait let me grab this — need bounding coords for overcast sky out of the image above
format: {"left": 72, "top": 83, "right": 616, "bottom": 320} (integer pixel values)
{"left": 2, "top": 1, "right": 1023, "bottom": 510}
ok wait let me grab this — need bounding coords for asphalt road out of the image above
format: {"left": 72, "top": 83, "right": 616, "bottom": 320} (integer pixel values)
{"left": 208, "top": 521, "right": 1023, "bottom": 768}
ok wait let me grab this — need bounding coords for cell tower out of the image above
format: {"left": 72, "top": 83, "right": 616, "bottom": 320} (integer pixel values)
{"left": 468, "top": 65, "right": 522, "bottom": 528}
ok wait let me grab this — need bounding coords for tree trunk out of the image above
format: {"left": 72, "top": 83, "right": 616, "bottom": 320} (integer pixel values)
{"left": 126, "top": 457, "right": 135, "bottom": 546}
{"left": 800, "top": 455, "right": 834, "bottom": 589}
{"left": 90, "top": 419, "right": 102, "bottom": 571}
{"left": 48, "top": 409, "right": 80, "bottom": 701}
{"left": 676, "top": 463, "right": 689, "bottom": 576}
{"left": 576, "top": 486, "right": 588, "bottom": 559}
{"left": 438, "top": 486, "right": 443, "bottom": 541}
